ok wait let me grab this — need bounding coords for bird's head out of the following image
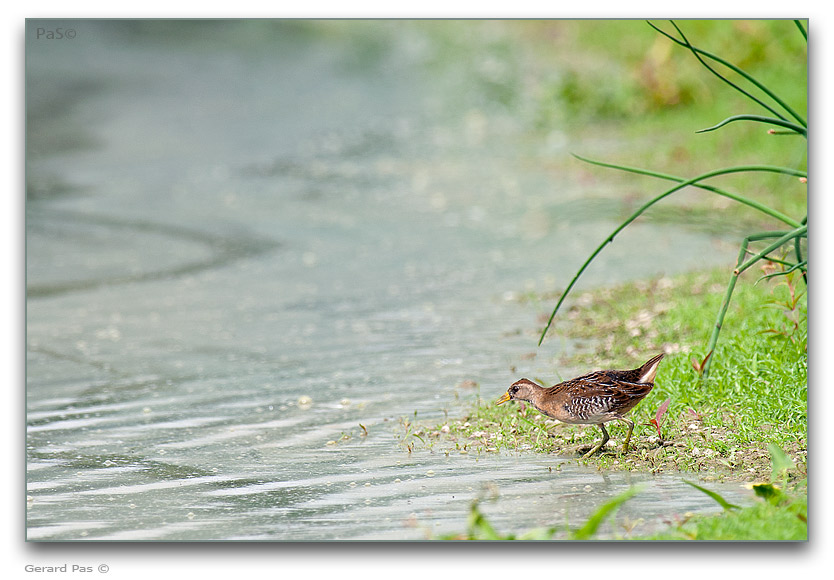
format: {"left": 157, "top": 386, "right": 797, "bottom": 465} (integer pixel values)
{"left": 496, "top": 378, "right": 541, "bottom": 405}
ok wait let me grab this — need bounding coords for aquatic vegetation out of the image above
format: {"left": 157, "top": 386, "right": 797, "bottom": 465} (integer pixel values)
{"left": 434, "top": 444, "right": 804, "bottom": 541}
{"left": 437, "top": 485, "right": 642, "bottom": 540}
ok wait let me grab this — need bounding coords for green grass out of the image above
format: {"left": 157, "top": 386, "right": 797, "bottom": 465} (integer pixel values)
{"left": 549, "top": 267, "right": 807, "bottom": 474}
{"left": 408, "top": 266, "right": 806, "bottom": 483}
{"left": 646, "top": 484, "right": 807, "bottom": 540}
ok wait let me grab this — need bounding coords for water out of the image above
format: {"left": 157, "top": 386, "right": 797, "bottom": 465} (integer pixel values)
{"left": 26, "top": 20, "right": 748, "bottom": 541}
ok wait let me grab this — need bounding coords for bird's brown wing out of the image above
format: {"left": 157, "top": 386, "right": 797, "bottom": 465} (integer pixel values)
{"left": 569, "top": 354, "right": 664, "bottom": 386}
{"left": 547, "top": 372, "right": 653, "bottom": 420}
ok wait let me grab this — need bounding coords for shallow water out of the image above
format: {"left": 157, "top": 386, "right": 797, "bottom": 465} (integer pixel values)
{"left": 26, "top": 20, "right": 747, "bottom": 541}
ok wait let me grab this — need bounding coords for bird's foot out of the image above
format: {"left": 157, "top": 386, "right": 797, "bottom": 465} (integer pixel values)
{"left": 581, "top": 444, "right": 604, "bottom": 459}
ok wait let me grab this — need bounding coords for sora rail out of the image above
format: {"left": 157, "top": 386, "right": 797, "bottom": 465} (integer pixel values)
{"left": 496, "top": 354, "right": 664, "bottom": 458}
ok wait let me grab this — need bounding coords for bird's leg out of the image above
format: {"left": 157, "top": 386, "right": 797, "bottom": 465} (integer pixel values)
{"left": 619, "top": 418, "right": 635, "bottom": 453}
{"left": 582, "top": 423, "right": 609, "bottom": 459}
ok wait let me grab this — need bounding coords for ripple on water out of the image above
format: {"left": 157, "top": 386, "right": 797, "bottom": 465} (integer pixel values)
{"left": 26, "top": 21, "right": 743, "bottom": 541}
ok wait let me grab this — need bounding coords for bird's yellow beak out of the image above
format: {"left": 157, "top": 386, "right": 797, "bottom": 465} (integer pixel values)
{"left": 495, "top": 391, "right": 511, "bottom": 405}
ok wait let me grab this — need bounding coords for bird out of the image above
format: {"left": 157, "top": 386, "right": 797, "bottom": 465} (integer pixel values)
{"left": 496, "top": 353, "right": 664, "bottom": 458}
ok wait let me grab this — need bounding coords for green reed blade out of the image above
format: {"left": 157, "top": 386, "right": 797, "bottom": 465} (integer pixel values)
{"left": 697, "top": 114, "right": 807, "bottom": 137}
{"left": 702, "top": 226, "right": 806, "bottom": 376}
{"left": 647, "top": 21, "right": 807, "bottom": 128}
{"left": 539, "top": 165, "right": 806, "bottom": 345}
{"left": 755, "top": 260, "right": 807, "bottom": 284}
{"left": 734, "top": 226, "right": 807, "bottom": 275}
{"left": 684, "top": 480, "right": 740, "bottom": 511}
{"left": 794, "top": 223, "right": 807, "bottom": 284}
{"left": 571, "top": 486, "right": 643, "bottom": 540}
{"left": 794, "top": 20, "right": 807, "bottom": 41}
{"left": 572, "top": 154, "right": 804, "bottom": 228}
{"left": 669, "top": 21, "right": 792, "bottom": 125}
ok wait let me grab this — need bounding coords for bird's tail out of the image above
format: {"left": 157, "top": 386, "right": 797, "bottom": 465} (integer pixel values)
{"left": 637, "top": 353, "right": 665, "bottom": 384}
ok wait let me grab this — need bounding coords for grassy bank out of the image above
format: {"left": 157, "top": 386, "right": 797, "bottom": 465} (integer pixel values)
{"left": 400, "top": 265, "right": 807, "bottom": 540}
{"left": 405, "top": 265, "right": 806, "bottom": 484}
